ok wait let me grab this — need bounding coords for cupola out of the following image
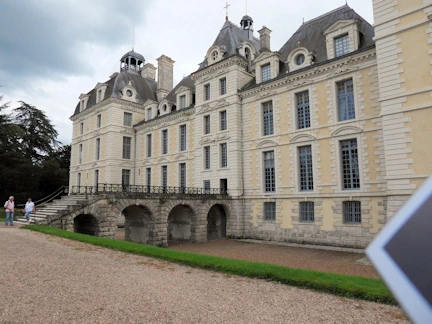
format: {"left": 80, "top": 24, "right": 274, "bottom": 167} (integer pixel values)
{"left": 120, "top": 50, "right": 145, "bottom": 74}
{"left": 240, "top": 15, "right": 254, "bottom": 40}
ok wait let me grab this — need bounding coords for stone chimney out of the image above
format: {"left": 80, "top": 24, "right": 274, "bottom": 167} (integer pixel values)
{"left": 141, "top": 63, "right": 157, "bottom": 80}
{"left": 156, "top": 55, "right": 175, "bottom": 101}
{"left": 258, "top": 26, "right": 272, "bottom": 52}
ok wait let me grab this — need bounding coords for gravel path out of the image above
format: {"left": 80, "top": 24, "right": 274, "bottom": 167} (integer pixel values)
{"left": 0, "top": 227, "right": 407, "bottom": 324}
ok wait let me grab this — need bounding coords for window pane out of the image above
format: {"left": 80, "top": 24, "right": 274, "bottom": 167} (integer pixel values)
{"left": 335, "top": 34, "right": 350, "bottom": 57}
{"left": 147, "top": 134, "right": 152, "bottom": 157}
{"left": 180, "top": 163, "right": 186, "bottom": 188}
{"left": 162, "top": 166, "right": 167, "bottom": 188}
{"left": 79, "top": 144, "right": 83, "bottom": 164}
{"left": 204, "top": 115, "right": 211, "bottom": 134}
{"left": 341, "top": 139, "right": 360, "bottom": 189}
{"left": 262, "top": 101, "right": 274, "bottom": 136}
{"left": 180, "top": 95, "right": 186, "bottom": 109}
{"left": 146, "top": 168, "right": 151, "bottom": 187}
{"left": 220, "top": 143, "right": 227, "bottom": 168}
{"left": 122, "top": 137, "right": 131, "bottom": 159}
{"left": 337, "top": 79, "right": 355, "bottom": 121}
{"left": 97, "top": 115, "right": 101, "bottom": 128}
{"left": 124, "top": 112, "right": 133, "bottom": 126}
{"left": 343, "top": 201, "right": 361, "bottom": 223}
{"left": 264, "top": 151, "right": 275, "bottom": 192}
{"left": 220, "top": 78, "right": 226, "bottom": 95}
{"left": 300, "top": 202, "right": 315, "bottom": 222}
{"left": 204, "top": 146, "right": 211, "bottom": 170}
{"left": 147, "top": 108, "right": 152, "bottom": 120}
{"left": 296, "top": 91, "right": 310, "bottom": 129}
{"left": 299, "top": 145, "right": 313, "bottom": 191}
{"left": 180, "top": 125, "right": 187, "bottom": 151}
{"left": 264, "top": 202, "right": 276, "bottom": 221}
{"left": 204, "top": 84, "right": 210, "bottom": 100}
{"left": 122, "top": 169, "right": 130, "bottom": 186}
{"left": 261, "top": 64, "right": 271, "bottom": 82}
{"left": 96, "top": 138, "right": 100, "bottom": 160}
{"left": 220, "top": 110, "right": 227, "bottom": 131}
{"left": 162, "top": 130, "right": 168, "bottom": 155}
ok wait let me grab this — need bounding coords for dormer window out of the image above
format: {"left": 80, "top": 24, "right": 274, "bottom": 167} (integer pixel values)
{"left": 212, "top": 51, "right": 218, "bottom": 61}
{"left": 261, "top": 64, "right": 271, "bottom": 82}
{"left": 295, "top": 54, "right": 305, "bottom": 66}
{"left": 147, "top": 107, "right": 152, "bottom": 120}
{"left": 335, "top": 34, "right": 350, "bottom": 57}
{"left": 126, "top": 89, "right": 133, "bottom": 97}
{"left": 180, "top": 95, "right": 186, "bottom": 109}
{"left": 245, "top": 47, "right": 250, "bottom": 61}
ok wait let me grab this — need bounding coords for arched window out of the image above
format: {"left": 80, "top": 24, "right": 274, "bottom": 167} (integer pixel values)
{"left": 245, "top": 47, "right": 250, "bottom": 61}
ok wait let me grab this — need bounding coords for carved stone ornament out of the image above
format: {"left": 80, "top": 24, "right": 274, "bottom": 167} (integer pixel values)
{"left": 199, "top": 137, "right": 214, "bottom": 145}
{"left": 215, "top": 134, "right": 231, "bottom": 141}
{"left": 259, "top": 91, "right": 275, "bottom": 98}
{"left": 327, "top": 65, "right": 358, "bottom": 78}
{"left": 93, "top": 130, "right": 101, "bottom": 136}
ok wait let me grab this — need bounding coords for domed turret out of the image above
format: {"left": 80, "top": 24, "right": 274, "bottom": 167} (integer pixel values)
{"left": 120, "top": 50, "right": 145, "bottom": 74}
{"left": 240, "top": 15, "right": 254, "bottom": 40}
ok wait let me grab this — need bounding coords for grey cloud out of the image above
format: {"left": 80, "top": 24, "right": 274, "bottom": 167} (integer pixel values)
{"left": 0, "top": 0, "right": 152, "bottom": 93}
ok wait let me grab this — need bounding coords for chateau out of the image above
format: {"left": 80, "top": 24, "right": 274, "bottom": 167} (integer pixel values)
{"left": 69, "top": 1, "right": 432, "bottom": 248}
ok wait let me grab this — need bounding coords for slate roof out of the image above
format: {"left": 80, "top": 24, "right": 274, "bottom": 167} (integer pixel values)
{"left": 120, "top": 50, "right": 145, "bottom": 62}
{"left": 166, "top": 76, "right": 195, "bottom": 103}
{"left": 197, "top": 19, "right": 261, "bottom": 71}
{"left": 73, "top": 72, "right": 157, "bottom": 116}
{"left": 278, "top": 5, "right": 374, "bottom": 64}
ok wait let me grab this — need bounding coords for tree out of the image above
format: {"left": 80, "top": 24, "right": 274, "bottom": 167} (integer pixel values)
{"left": 14, "top": 101, "right": 61, "bottom": 164}
{"left": 38, "top": 145, "right": 71, "bottom": 196}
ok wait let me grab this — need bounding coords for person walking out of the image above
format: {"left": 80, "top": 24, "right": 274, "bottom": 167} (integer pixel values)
{"left": 4, "top": 196, "right": 15, "bottom": 226}
{"left": 24, "top": 198, "right": 35, "bottom": 224}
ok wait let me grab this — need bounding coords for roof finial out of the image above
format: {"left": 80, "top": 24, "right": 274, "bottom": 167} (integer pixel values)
{"left": 224, "top": 2, "right": 231, "bottom": 21}
{"left": 245, "top": 0, "right": 248, "bottom": 15}
{"left": 132, "top": 20, "right": 135, "bottom": 51}
{"left": 302, "top": 17, "right": 304, "bottom": 24}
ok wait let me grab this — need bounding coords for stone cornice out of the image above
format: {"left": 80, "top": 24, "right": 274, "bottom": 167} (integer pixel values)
{"left": 240, "top": 49, "right": 376, "bottom": 99}
{"left": 135, "top": 108, "right": 196, "bottom": 132}
{"left": 191, "top": 56, "right": 248, "bottom": 81}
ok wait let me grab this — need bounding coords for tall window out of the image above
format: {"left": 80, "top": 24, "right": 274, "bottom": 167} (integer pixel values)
{"left": 337, "top": 79, "right": 355, "bottom": 121}
{"left": 161, "top": 166, "right": 168, "bottom": 188}
{"left": 124, "top": 112, "right": 133, "bottom": 126}
{"left": 220, "top": 110, "right": 227, "bottom": 131}
{"left": 263, "top": 151, "right": 275, "bottom": 192}
{"left": 262, "top": 101, "right": 274, "bottom": 136}
{"left": 335, "top": 34, "right": 350, "bottom": 57}
{"left": 97, "top": 114, "right": 101, "bottom": 128}
{"left": 80, "top": 122, "right": 84, "bottom": 135}
{"left": 261, "top": 63, "right": 271, "bottom": 82}
{"left": 300, "top": 202, "right": 314, "bottom": 222}
{"left": 264, "top": 202, "right": 276, "bottom": 221}
{"left": 94, "top": 170, "right": 99, "bottom": 186}
{"left": 204, "top": 146, "right": 211, "bottom": 170}
{"left": 343, "top": 201, "right": 361, "bottom": 224}
{"left": 146, "top": 168, "right": 151, "bottom": 187}
{"left": 122, "top": 137, "right": 131, "bottom": 159}
{"left": 220, "top": 78, "right": 227, "bottom": 95}
{"left": 204, "top": 115, "right": 211, "bottom": 134}
{"left": 220, "top": 143, "right": 227, "bottom": 168}
{"left": 179, "top": 163, "right": 186, "bottom": 188}
{"left": 77, "top": 173, "right": 81, "bottom": 187}
{"left": 203, "top": 180, "right": 211, "bottom": 193}
{"left": 341, "top": 139, "right": 360, "bottom": 189}
{"left": 162, "top": 129, "right": 168, "bottom": 155}
{"left": 95, "top": 138, "right": 101, "bottom": 160}
{"left": 180, "top": 125, "right": 186, "bottom": 151}
{"left": 299, "top": 145, "right": 313, "bottom": 191}
{"left": 147, "top": 107, "right": 152, "bottom": 120}
{"left": 180, "top": 95, "right": 186, "bottom": 109}
{"left": 79, "top": 144, "right": 83, "bottom": 164}
{"left": 204, "top": 84, "right": 210, "bottom": 101}
{"left": 122, "top": 169, "right": 130, "bottom": 187}
{"left": 296, "top": 91, "right": 311, "bottom": 129}
{"left": 147, "top": 134, "right": 152, "bottom": 158}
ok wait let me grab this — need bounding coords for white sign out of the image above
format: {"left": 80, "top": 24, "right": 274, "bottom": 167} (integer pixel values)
{"left": 366, "top": 176, "right": 432, "bottom": 324}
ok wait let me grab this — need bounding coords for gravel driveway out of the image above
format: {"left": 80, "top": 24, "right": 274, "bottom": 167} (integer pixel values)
{"left": 0, "top": 227, "right": 407, "bottom": 323}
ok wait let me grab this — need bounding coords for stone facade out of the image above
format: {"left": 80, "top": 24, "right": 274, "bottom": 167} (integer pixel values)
{"left": 69, "top": 2, "right": 432, "bottom": 249}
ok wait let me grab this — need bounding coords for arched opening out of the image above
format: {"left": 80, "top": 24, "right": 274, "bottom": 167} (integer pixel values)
{"left": 167, "top": 204, "right": 194, "bottom": 246}
{"left": 207, "top": 204, "right": 227, "bottom": 240}
{"left": 121, "top": 205, "right": 153, "bottom": 244}
{"left": 74, "top": 214, "right": 100, "bottom": 236}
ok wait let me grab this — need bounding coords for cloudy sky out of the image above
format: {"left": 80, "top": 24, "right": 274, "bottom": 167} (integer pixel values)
{"left": 0, "top": 0, "right": 373, "bottom": 145}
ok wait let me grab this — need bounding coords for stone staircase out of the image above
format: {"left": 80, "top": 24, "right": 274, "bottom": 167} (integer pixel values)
{"left": 15, "top": 195, "right": 89, "bottom": 225}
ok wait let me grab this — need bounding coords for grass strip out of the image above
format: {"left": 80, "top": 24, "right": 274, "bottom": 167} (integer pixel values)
{"left": 23, "top": 225, "right": 395, "bottom": 305}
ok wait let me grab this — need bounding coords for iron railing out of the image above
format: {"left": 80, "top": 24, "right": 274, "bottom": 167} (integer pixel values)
{"left": 70, "top": 184, "right": 227, "bottom": 196}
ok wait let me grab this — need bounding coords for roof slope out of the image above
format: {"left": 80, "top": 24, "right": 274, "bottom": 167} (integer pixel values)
{"left": 278, "top": 5, "right": 374, "bottom": 63}
{"left": 73, "top": 72, "right": 157, "bottom": 115}
{"left": 198, "top": 19, "right": 260, "bottom": 70}
{"left": 166, "top": 76, "right": 195, "bottom": 103}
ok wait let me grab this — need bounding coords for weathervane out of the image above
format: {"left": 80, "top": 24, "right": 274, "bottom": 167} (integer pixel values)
{"left": 224, "top": 2, "right": 231, "bottom": 20}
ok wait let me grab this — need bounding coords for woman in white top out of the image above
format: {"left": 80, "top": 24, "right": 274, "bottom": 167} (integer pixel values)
{"left": 24, "top": 198, "right": 35, "bottom": 224}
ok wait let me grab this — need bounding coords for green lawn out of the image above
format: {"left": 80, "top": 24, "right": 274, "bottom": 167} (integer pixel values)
{"left": 0, "top": 207, "right": 4, "bottom": 222}
{"left": 23, "top": 225, "right": 395, "bottom": 305}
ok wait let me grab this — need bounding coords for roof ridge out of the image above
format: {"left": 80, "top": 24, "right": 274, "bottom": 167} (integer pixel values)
{"left": 303, "top": 4, "right": 350, "bottom": 25}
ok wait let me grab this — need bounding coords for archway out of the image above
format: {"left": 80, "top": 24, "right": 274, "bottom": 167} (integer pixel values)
{"left": 207, "top": 204, "right": 227, "bottom": 240}
{"left": 73, "top": 214, "right": 100, "bottom": 236}
{"left": 167, "top": 204, "right": 195, "bottom": 246}
{"left": 122, "top": 205, "right": 153, "bottom": 244}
